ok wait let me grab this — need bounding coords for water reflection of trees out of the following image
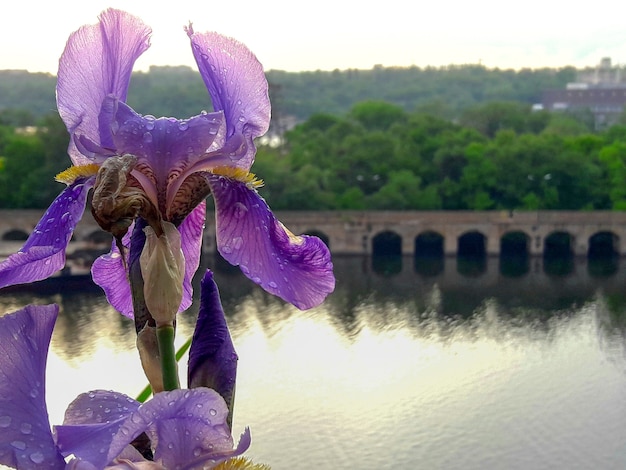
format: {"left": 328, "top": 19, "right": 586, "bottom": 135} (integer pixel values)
{"left": 3, "top": 254, "right": 626, "bottom": 360}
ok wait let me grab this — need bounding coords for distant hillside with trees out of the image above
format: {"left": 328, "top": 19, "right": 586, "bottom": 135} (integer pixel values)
{"left": 0, "top": 64, "right": 577, "bottom": 126}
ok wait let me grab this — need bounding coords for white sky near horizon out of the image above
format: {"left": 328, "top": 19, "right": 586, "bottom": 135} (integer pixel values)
{"left": 1, "top": 0, "right": 626, "bottom": 74}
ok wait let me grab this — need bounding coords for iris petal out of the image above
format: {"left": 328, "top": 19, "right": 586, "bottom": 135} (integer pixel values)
{"left": 187, "top": 29, "right": 270, "bottom": 170}
{"left": 56, "top": 389, "right": 248, "bottom": 469}
{"left": 91, "top": 229, "right": 134, "bottom": 318}
{"left": 92, "top": 206, "right": 205, "bottom": 319}
{"left": 0, "top": 179, "right": 92, "bottom": 289}
{"left": 178, "top": 201, "right": 207, "bottom": 311}
{"left": 0, "top": 305, "right": 66, "bottom": 470}
{"left": 101, "top": 98, "right": 227, "bottom": 183}
{"left": 207, "top": 175, "right": 335, "bottom": 310}
{"left": 55, "top": 390, "right": 141, "bottom": 469}
{"left": 57, "top": 9, "right": 151, "bottom": 165}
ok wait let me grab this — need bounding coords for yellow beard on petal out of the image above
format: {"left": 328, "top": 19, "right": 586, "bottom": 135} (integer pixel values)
{"left": 211, "top": 166, "right": 264, "bottom": 189}
{"left": 55, "top": 164, "right": 100, "bottom": 185}
{"left": 214, "top": 457, "right": 271, "bottom": 470}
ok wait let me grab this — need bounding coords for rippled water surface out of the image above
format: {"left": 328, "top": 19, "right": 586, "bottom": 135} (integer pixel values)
{"left": 2, "top": 255, "right": 626, "bottom": 469}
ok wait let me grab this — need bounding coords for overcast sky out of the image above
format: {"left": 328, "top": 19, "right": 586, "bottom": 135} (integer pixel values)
{"left": 2, "top": 0, "right": 626, "bottom": 74}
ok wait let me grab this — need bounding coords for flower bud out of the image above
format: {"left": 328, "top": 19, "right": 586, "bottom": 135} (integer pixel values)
{"left": 140, "top": 221, "right": 185, "bottom": 326}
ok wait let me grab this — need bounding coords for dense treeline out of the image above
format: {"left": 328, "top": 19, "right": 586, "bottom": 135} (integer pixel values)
{"left": 1, "top": 100, "right": 625, "bottom": 211}
{"left": 253, "top": 101, "right": 626, "bottom": 211}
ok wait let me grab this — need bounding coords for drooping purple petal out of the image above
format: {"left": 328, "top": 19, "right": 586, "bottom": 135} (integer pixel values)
{"left": 186, "top": 28, "right": 271, "bottom": 170}
{"left": 0, "top": 304, "right": 66, "bottom": 470}
{"left": 0, "top": 178, "right": 92, "bottom": 289}
{"left": 178, "top": 201, "right": 207, "bottom": 312}
{"left": 141, "top": 389, "right": 248, "bottom": 469}
{"left": 57, "top": 9, "right": 151, "bottom": 165}
{"left": 56, "top": 389, "right": 249, "bottom": 470}
{"left": 93, "top": 205, "right": 205, "bottom": 319}
{"left": 91, "top": 230, "right": 133, "bottom": 318}
{"left": 55, "top": 390, "right": 141, "bottom": 469}
{"left": 207, "top": 174, "right": 335, "bottom": 310}
{"left": 188, "top": 270, "right": 238, "bottom": 421}
{"left": 100, "top": 98, "right": 227, "bottom": 184}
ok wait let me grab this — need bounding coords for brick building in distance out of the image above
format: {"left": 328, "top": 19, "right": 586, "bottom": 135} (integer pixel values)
{"left": 539, "top": 58, "right": 626, "bottom": 129}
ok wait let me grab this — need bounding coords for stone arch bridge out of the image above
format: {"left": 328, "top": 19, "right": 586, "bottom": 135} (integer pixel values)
{"left": 2, "top": 210, "right": 626, "bottom": 258}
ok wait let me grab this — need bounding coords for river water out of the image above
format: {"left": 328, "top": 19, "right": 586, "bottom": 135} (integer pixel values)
{"left": 1, "top": 254, "right": 626, "bottom": 469}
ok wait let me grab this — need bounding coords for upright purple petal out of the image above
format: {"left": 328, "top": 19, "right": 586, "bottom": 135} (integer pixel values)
{"left": 187, "top": 28, "right": 270, "bottom": 169}
{"left": 188, "top": 270, "right": 238, "bottom": 422}
{"left": 208, "top": 175, "right": 335, "bottom": 310}
{"left": 0, "top": 179, "right": 92, "bottom": 289}
{"left": 0, "top": 305, "right": 66, "bottom": 470}
{"left": 57, "top": 9, "right": 151, "bottom": 165}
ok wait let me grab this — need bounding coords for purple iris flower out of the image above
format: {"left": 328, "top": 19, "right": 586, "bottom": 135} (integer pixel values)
{"left": 0, "top": 273, "right": 250, "bottom": 469}
{"left": 0, "top": 8, "right": 334, "bottom": 314}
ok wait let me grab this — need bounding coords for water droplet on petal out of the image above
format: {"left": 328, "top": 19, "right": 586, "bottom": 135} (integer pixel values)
{"left": 209, "top": 408, "right": 217, "bottom": 416}
{"left": 232, "top": 237, "right": 243, "bottom": 250}
{"left": 0, "top": 416, "right": 11, "bottom": 428}
{"left": 233, "top": 202, "right": 248, "bottom": 219}
{"left": 29, "top": 451, "right": 44, "bottom": 464}
{"left": 20, "top": 423, "right": 32, "bottom": 434}
{"left": 269, "top": 281, "right": 278, "bottom": 289}
{"left": 61, "top": 212, "right": 70, "bottom": 223}
{"left": 221, "top": 245, "right": 232, "bottom": 254}
{"left": 10, "top": 441, "right": 26, "bottom": 451}
{"left": 143, "top": 132, "right": 153, "bottom": 143}
{"left": 178, "top": 121, "right": 189, "bottom": 131}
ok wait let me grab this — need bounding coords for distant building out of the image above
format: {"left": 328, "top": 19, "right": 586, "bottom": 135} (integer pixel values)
{"left": 538, "top": 58, "right": 626, "bottom": 129}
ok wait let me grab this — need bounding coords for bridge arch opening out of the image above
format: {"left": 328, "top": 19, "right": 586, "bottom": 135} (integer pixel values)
{"left": 588, "top": 231, "right": 618, "bottom": 258}
{"left": 544, "top": 231, "right": 574, "bottom": 276}
{"left": 305, "top": 230, "right": 330, "bottom": 248}
{"left": 500, "top": 231, "right": 530, "bottom": 277}
{"left": 588, "top": 231, "right": 619, "bottom": 277}
{"left": 372, "top": 231, "right": 402, "bottom": 275}
{"left": 2, "top": 229, "right": 29, "bottom": 241}
{"left": 458, "top": 231, "right": 486, "bottom": 257}
{"left": 414, "top": 231, "right": 444, "bottom": 276}
{"left": 415, "top": 231, "right": 444, "bottom": 257}
{"left": 457, "top": 231, "right": 486, "bottom": 277}
{"left": 372, "top": 231, "right": 402, "bottom": 257}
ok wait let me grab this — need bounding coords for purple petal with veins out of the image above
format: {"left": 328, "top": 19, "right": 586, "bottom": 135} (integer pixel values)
{"left": 55, "top": 388, "right": 249, "bottom": 469}
{"left": 0, "top": 305, "right": 66, "bottom": 470}
{"left": 187, "top": 28, "right": 270, "bottom": 170}
{"left": 101, "top": 98, "right": 228, "bottom": 183}
{"left": 207, "top": 174, "right": 335, "bottom": 310}
{"left": 57, "top": 9, "right": 151, "bottom": 165}
{"left": 0, "top": 178, "right": 92, "bottom": 289}
{"left": 91, "top": 228, "right": 134, "bottom": 318}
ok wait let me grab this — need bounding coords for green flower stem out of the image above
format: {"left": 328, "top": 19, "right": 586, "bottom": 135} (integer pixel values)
{"left": 156, "top": 324, "right": 180, "bottom": 391}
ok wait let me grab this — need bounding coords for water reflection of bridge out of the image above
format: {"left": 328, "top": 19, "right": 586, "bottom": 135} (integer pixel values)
{"left": 3, "top": 210, "right": 626, "bottom": 258}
